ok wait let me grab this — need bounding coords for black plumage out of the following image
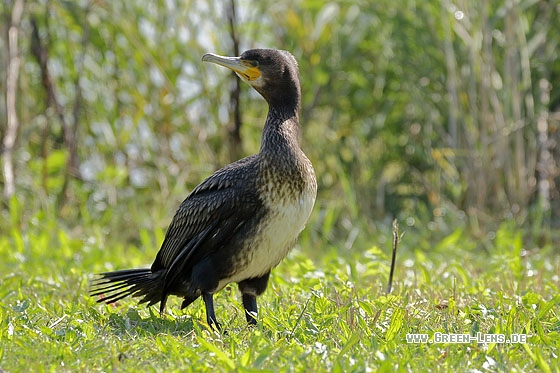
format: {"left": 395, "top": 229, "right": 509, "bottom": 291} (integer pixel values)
{"left": 90, "top": 49, "right": 317, "bottom": 330}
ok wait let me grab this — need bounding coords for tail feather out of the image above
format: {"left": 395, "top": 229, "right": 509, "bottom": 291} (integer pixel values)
{"left": 90, "top": 268, "right": 166, "bottom": 310}
{"left": 91, "top": 278, "right": 147, "bottom": 293}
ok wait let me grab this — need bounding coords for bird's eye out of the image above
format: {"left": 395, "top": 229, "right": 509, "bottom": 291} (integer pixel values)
{"left": 251, "top": 60, "right": 259, "bottom": 67}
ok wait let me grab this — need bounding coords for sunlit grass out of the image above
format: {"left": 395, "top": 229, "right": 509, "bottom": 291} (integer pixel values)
{"left": 1, "top": 209, "right": 558, "bottom": 372}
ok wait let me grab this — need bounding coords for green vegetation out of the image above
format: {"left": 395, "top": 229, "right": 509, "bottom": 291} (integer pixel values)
{"left": 1, "top": 0, "right": 559, "bottom": 371}
{"left": 1, "top": 208, "right": 559, "bottom": 371}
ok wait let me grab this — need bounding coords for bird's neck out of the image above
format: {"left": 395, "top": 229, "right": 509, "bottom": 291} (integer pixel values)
{"left": 259, "top": 104, "right": 301, "bottom": 156}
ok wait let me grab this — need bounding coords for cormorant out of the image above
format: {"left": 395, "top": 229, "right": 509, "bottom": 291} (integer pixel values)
{"left": 90, "top": 49, "right": 317, "bottom": 330}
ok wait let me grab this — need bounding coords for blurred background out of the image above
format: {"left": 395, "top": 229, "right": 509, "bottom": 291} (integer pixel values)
{"left": 1, "top": 0, "right": 559, "bottom": 257}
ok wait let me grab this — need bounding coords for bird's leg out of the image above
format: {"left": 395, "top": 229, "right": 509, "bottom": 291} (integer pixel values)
{"left": 202, "top": 292, "right": 221, "bottom": 331}
{"left": 242, "top": 293, "right": 258, "bottom": 325}
{"left": 238, "top": 272, "right": 270, "bottom": 326}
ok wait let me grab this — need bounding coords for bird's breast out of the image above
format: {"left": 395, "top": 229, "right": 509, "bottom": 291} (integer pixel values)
{"left": 216, "top": 161, "right": 316, "bottom": 289}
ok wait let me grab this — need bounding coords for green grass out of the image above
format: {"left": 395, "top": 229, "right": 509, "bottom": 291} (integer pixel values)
{"left": 1, "top": 212, "right": 559, "bottom": 372}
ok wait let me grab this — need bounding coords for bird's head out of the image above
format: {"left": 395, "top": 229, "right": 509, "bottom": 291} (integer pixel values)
{"left": 202, "top": 49, "right": 301, "bottom": 110}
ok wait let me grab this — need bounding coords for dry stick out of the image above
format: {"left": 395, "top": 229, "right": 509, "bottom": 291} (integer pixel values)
{"left": 68, "top": 2, "right": 90, "bottom": 179}
{"left": 3, "top": 0, "right": 25, "bottom": 199}
{"left": 226, "top": 0, "right": 243, "bottom": 162}
{"left": 289, "top": 296, "right": 311, "bottom": 339}
{"left": 386, "top": 219, "right": 399, "bottom": 294}
{"left": 31, "top": 14, "right": 85, "bottom": 208}
{"left": 371, "top": 221, "right": 401, "bottom": 327}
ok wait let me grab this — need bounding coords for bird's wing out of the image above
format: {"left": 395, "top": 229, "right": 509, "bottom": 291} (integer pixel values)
{"left": 151, "top": 154, "right": 260, "bottom": 274}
